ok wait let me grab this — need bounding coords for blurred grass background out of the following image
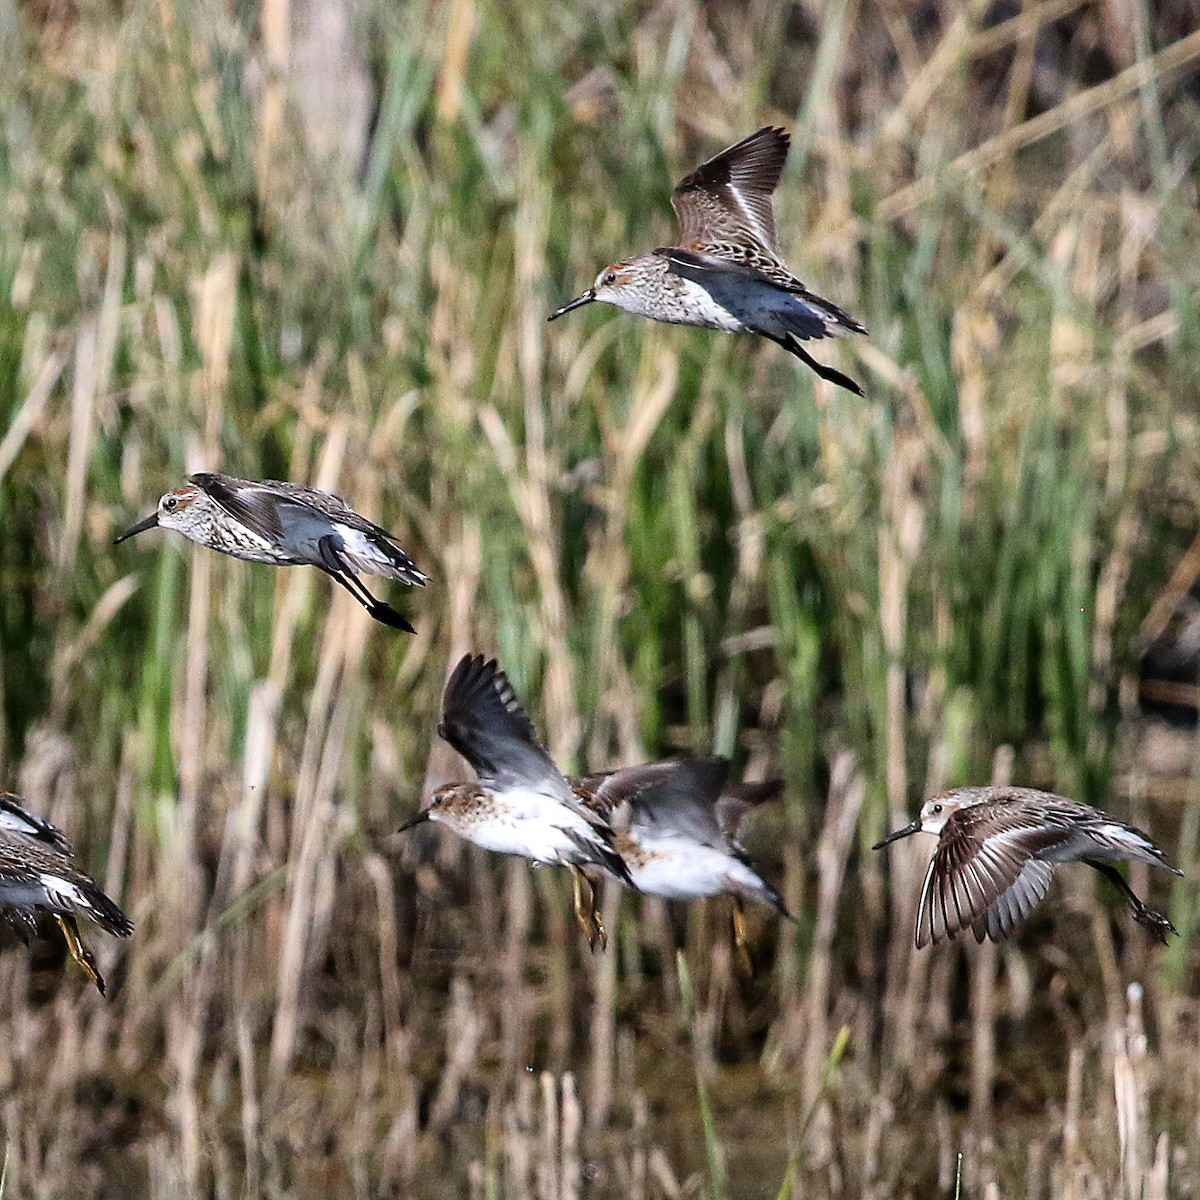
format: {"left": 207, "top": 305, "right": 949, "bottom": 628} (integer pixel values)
{"left": 1, "top": 0, "right": 1200, "bottom": 1195}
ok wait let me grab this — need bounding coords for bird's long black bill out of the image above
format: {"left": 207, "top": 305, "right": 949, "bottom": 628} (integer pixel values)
{"left": 113, "top": 512, "right": 159, "bottom": 545}
{"left": 873, "top": 820, "right": 922, "bottom": 850}
{"left": 395, "top": 808, "right": 431, "bottom": 834}
{"left": 547, "top": 290, "right": 595, "bottom": 321}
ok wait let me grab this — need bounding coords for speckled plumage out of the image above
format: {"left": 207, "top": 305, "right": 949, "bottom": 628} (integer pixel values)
{"left": 874, "top": 785, "right": 1182, "bottom": 948}
{"left": 116, "top": 472, "right": 427, "bottom": 632}
{"left": 549, "top": 126, "right": 867, "bottom": 394}
{"left": 0, "top": 794, "right": 132, "bottom": 995}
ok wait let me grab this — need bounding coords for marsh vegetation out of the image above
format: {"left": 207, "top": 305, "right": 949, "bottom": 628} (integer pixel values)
{"left": 1, "top": 0, "right": 1199, "bottom": 1195}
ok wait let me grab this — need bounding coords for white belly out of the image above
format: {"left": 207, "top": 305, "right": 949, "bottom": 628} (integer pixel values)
{"left": 332, "top": 524, "right": 391, "bottom": 574}
{"left": 615, "top": 278, "right": 746, "bottom": 332}
{"left": 668, "top": 279, "right": 746, "bottom": 331}
{"left": 461, "top": 817, "right": 578, "bottom": 864}
{"left": 445, "top": 788, "right": 592, "bottom": 866}
{"left": 628, "top": 841, "right": 741, "bottom": 900}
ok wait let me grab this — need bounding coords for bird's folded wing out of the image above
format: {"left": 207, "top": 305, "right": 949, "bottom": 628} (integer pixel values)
{"left": 0, "top": 795, "right": 73, "bottom": 854}
{"left": 271, "top": 483, "right": 408, "bottom": 543}
{"left": 190, "top": 474, "right": 286, "bottom": 540}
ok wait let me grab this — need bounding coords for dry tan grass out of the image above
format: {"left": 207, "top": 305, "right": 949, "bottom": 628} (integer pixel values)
{"left": 0, "top": 0, "right": 1198, "bottom": 1196}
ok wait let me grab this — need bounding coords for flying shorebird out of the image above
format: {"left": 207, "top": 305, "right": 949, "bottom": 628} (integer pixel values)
{"left": 115, "top": 472, "right": 428, "bottom": 632}
{"left": 874, "top": 786, "right": 1182, "bottom": 948}
{"left": 395, "top": 655, "right": 633, "bottom": 950}
{"left": 573, "top": 757, "right": 790, "bottom": 963}
{"left": 548, "top": 125, "right": 867, "bottom": 394}
{"left": 0, "top": 793, "right": 133, "bottom": 995}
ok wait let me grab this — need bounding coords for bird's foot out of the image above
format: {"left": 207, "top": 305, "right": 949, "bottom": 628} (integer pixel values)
{"left": 368, "top": 601, "right": 416, "bottom": 634}
{"left": 570, "top": 867, "right": 606, "bottom": 952}
{"left": 1132, "top": 904, "right": 1177, "bottom": 945}
{"left": 56, "top": 915, "right": 107, "bottom": 996}
{"left": 587, "top": 907, "right": 607, "bottom": 954}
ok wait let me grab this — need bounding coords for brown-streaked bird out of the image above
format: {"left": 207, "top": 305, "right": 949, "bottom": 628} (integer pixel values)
{"left": 548, "top": 126, "right": 867, "bottom": 394}
{"left": 396, "top": 655, "right": 633, "bottom": 950}
{"left": 115, "top": 472, "right": 428, "bottom": 631}
{"left": 874, "top": 786, "right": 1181, "bottom": 948}
{"left": 0, "top": 794, "right": 133, "bottom": 995}
{"left": 574, "top": 757, "right": 790, "bottom": 964}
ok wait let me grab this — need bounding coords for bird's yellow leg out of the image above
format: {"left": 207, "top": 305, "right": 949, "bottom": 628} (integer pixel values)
{"left": 55, "top": 915, "right": 106, "bottom": 995}
{"left": 732, "top": 898, "right": 753, "bottom": 976}
{"left": 570, "top": 867, "right": 591, "bottom": 943}
{"left": 570, "top": 868, "right": 606, "bottom": 952}
{"left": 585, "top": 872, "right": 607, "bottom": 953}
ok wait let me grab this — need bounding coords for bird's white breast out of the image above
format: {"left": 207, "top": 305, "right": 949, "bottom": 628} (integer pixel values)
{"left": 615, "top": 276, "right": 747, "bottom": 332}
{"left": 446, "top": 788, "right": 588, "bottom": 865}
{"left": 627, "top": 839, "right": 744, "bottom": 900}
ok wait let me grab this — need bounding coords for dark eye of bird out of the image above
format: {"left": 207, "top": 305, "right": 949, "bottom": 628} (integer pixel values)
{"left": 604, "top": 272, "right": 617, "bottom": 285}
{"left": 932, "top": 804, "right": 943, "bottom": 814}
{"left": 165, "top": 497, "right": 178, "bottom": 511}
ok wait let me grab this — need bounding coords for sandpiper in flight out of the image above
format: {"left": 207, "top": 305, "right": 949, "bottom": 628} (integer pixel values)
{"left": 874, "top": 785, "right": 1182, "bottom": 947}
{"left": 574, "top": 756, "right": 790, "bottom": 963}
{"left": 0, "top": 793, "right": 133, "bottom": 995}
{"left": 115, "top": 473, "right": 428, "bottom": 632}
{"left": 396, "top": 654, "right": 633, "bottom": 950}
{"left": 548, "top": 126, "right": 867, "bottom": 394}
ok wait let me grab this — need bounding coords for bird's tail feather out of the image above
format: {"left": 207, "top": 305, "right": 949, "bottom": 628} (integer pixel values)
{"left": 752, "top": 874, "right": 793, "bottom": 920}
{"left": 72, "top": 879, "right": 134, "bottom": 937}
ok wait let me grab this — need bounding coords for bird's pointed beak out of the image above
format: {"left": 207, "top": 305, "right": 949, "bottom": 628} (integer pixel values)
{"left": 395, "top": 808, "right": 431, "bottom": 834}
{"left": 547, "top": 289, "right": 596, "bottom": 321}
{"left": 873, "top": 819, "right": 923, "bottom": 850}
{"left": 113, "top": 512, "right": 159, "bottom": 545}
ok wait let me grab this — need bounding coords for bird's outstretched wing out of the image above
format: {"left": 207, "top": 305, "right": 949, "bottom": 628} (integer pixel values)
{"left": 573, "top": 761, "right": 684, "bottom": 818}
{"left": 671, "top": 126, "right": 789, "bottom": 251}
{"left": 916, "top": 803, "right": 1067, "bottom": 948}
{"left": 438, "top": 655, "right": 566, "bottom": 792}
{"left": 714, "top": 779, "right": 784, "bottom": 845}
{"left": 626, "top": 757, "right": 731, "bottom": 849}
